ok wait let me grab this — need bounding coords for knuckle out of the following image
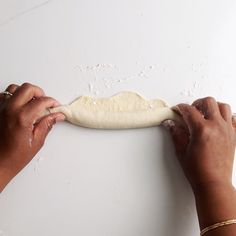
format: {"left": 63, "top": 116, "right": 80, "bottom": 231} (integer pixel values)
{"left": 35, "top": 85, "right": 44, "bottom": 93}
{"left": 7, "top": 84, "right": 17, "bottom": 90}
{"left": 195, "top": 123, "right": 210, "bottom": 137}
{"left": 21, "top": 82, "right": 32, "bottom": 89}
{"left": 205, "top": 96, "right": 216, "bottom": 104}
{"left": 21, "top": 83, "right": 44, "bottom": 97}
{"left": 221, "top": 103, "right": 231, "bottom": 110}
{"left": 192, "top": 98, "right": 202, "bottom": 106}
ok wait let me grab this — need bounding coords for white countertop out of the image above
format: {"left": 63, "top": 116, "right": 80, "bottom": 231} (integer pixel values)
{"left": 0, "top": 1, "right": 236, "bottom": 235}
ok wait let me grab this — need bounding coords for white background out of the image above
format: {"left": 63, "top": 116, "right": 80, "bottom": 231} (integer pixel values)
{"left": 0, "top": 0, "right": 236, "bottom": 235}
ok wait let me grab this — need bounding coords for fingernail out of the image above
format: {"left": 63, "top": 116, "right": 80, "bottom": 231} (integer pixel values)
{"left": 55, "top": 113, "right": 66, "bottom": 122}
{"left": 162, "top": 120, "right": 175, "bottom": 131}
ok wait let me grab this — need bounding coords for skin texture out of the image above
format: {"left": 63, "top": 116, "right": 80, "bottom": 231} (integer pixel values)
{"left": 163, "top": 97, "right": 236, "bottom": 235}
{"left": 0, "top": 83, "right": 65, "bottom": 192}
{"left": 0, "top": 84, "right": 235, "bottom": 235}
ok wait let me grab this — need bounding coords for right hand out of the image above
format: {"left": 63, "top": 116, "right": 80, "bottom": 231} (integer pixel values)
{"left": 163, "top": 97, "right": 236, "bottom": 193}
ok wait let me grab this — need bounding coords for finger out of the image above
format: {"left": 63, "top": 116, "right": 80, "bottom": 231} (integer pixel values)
{"left": 162, "top": 120, "right": 189, "bottom": 158}
{"left": 218, "top": 102, "right": 232, "bottom": 123}
{"left": 177, "top": 104, "right": 204, "bottom": 134}
{"left": 24, "top": 97, "right": 62, "bottom": 124}
{"left": 9, "top": 83, "right": 45, "bottom": 108}
{"left": 5, "top": 84, "right": 19, "bottom": 94}
{"left": 33, "top": 113, "right": 65, "bottom": 147}
{"left": 0, "top": 84, "right": 19, "bottom": 100}
{"left": 192, "top": 97, "right": 221, "bottom": 120}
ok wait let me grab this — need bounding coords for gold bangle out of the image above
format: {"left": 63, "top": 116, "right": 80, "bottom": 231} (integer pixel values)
{"left": 200, "top": 219, "right": 236, "bottom": 235}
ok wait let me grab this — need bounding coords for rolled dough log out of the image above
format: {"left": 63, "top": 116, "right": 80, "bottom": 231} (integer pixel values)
{"left": 50, "top": 91, "right": 180, "bottom": 129}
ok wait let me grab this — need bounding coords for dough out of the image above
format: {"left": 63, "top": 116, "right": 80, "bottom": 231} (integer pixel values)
{"left": 50, "top": 91, "right": 180, "bottom": 129}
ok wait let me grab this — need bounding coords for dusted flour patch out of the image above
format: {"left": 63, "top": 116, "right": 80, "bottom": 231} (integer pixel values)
{"left": 50, "top": 92, "right": 180, "bottom": 129}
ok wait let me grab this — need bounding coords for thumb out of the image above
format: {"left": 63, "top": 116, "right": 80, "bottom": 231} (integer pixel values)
{"left": 33, "top": 113, "right": 65, "bottom": 146}
{"left": 162, "top": 120, "right": 189, "bottom": 158}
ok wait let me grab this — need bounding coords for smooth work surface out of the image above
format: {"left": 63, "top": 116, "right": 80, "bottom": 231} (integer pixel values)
{"left": 0, "top": 1, "right": 236, "bottom": 235}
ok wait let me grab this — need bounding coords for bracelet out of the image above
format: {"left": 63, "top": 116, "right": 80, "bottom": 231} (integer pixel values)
{"left": 200, "top": 219, "right": 236, "bottom": 235}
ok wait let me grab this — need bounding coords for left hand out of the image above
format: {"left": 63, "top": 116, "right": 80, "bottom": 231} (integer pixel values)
{"left": 0, "top": 83, "right": 65, "bottom": 191}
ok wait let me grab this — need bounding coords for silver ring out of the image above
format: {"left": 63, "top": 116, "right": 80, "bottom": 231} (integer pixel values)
{"left": 1, "top": 91, "right": 13, "bottom": 96}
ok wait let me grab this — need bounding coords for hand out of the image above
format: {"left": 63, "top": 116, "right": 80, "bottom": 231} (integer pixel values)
{"left": 0, "top": 83, "right": 65, "bottom": 192}
{"left": 163, "top": 97, "right": 236, "bottom": 193}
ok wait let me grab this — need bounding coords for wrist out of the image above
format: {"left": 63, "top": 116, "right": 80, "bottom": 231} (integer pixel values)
{"left": 192, "top": 181, "right": 234, "bottom": 198}
{"left": 193, "top": 181, "right": 236, "bottom": 230}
